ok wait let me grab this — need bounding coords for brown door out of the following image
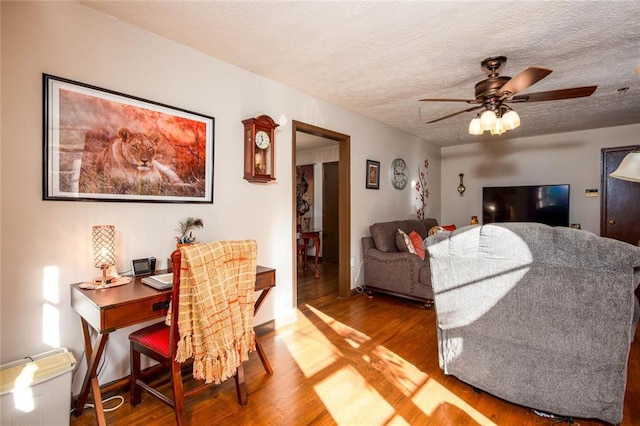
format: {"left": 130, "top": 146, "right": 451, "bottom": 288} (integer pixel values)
{"left": 601, "top": 146, "right": 640, "bottom": 246}
{"left": 322, "top": 161, "right": 339, "bottom": 263}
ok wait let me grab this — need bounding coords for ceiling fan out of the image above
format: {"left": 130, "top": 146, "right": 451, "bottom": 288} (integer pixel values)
{"left": 420, "top": 56, "right": 597, "bottom": 135}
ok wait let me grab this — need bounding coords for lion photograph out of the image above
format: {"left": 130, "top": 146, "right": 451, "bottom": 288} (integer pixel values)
{"left": 46, "top": 77, "right": 213, "bottom": 202}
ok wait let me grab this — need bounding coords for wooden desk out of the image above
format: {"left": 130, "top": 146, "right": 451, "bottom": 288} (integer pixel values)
{"left": 298, "top": 229, "right": 321, "bottom": 278}
{"left": 71, "top": 266, "right": 276, "bottom": 425}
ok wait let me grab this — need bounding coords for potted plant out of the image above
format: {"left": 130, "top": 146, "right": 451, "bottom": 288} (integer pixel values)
{"left": 175, "top": 217, "right": 203, "bottom": 247}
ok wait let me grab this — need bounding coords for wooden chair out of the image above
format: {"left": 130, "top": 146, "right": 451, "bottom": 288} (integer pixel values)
{"left": 128, "top": 249, "right": 247, "bottom": 426}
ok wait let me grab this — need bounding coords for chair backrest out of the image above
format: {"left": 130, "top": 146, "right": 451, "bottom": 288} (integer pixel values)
{"left": 169, "top": 248, "right": 183, "bottom": 359}
{"left": 169, "top": 240, "right": 257, "bottom": 377}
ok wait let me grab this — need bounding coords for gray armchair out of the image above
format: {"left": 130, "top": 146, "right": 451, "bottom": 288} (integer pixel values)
{"left": 424, "top": 223, "right": 640, "bottom": 424}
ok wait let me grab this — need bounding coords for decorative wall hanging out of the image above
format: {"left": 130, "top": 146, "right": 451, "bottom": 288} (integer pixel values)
{"left": 457, "top": 173, "right": 466, "bottom": 196}
{"left": 43, "top": 74, "right": 214, "bottom": 203}
{"left": 415, "top": 159, "right": 430, "bottom": 219}
{"left": 366, "top": 160, "right": 380, "bottom": 190}
{"left": 296, "top": 164, "right": 314, "bottom": 231}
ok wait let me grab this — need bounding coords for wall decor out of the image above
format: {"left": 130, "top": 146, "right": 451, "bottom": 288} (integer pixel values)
{"left": 43, "top": 74, "right": 214, "bottom": 203}
{"left": 242, "top": 115, "right": 278, "bottom": 183}
{"left": 415, "top": 159, "right": 430, "bottom": 219}
{"left": 296, "top": 164, "right": 314, "bottom": 231}
{"left": 366, "top": 160, "right": 380, "bottom": 189}
{"left": 390, "top": 158, "right": 408, "bottom": 189}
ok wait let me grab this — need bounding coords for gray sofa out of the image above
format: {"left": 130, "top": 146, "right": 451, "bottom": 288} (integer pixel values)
{"left": 362, "top": 218, "right": 438, "bottom": 307}
{"left": 424, "top": 223, "right": 640, "bottom": 424}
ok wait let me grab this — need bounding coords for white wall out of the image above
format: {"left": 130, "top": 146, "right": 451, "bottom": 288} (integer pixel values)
{"left": 440, "top": 124, "right": 640, "bottom": 234}
{"left": 0, "top": 1, "right": 440, "bottom": 393}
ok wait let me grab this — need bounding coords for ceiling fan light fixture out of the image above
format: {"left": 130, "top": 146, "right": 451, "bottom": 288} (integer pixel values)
{"left": 490, "top": 118, "right": 505, "bottom": 136}
{"left": 468, "top": 117, "right": 483, "bottom": 135}
{"left": 502, "top": 110, "right": 520, "bottom": 130}
{"left": 480, "top": 110, "right": 497, "bottom": 131}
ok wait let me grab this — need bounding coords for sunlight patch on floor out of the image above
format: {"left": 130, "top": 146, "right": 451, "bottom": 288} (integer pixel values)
{"left": 278, "top": 309, "right": 341, "bottom": 377}
{"left": 279, "top": 304, "right": 498, "bottom": 425}
{"left": 412, "top": 378, "right": 496, "bottom": 425}
{"left": 314, "top": 365, "right": 400, "bottom": 425}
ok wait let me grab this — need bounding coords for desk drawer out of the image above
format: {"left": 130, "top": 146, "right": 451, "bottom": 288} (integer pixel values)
{"left": 102, "top": 294, "right": 171, "bottom": 331}
{"left": 256, "top": 269, "right": 275, "bottom": 291}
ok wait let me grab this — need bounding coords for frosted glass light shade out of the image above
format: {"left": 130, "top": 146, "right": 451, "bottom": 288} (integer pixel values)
{"left": 610, "top": 151, "right": 640, "bottom": 183}
{"left": 480, "top": 110, "right": 497, "bottom": 130}
{"left": 490, "top": 118, "right": 505, "bottom": 136}
{"left": 468, "top": 118, "right": 483, "bottom": 135}
{"left": 502, "top": 110, "right": 520, "bottom": 130}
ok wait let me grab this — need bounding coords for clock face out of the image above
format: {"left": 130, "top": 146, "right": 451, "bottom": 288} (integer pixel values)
{"left": 391, "top": 158, "right": 408, "bottom": 189}
{"left": 255, "top": 131, "right": 270, "bottom": 149}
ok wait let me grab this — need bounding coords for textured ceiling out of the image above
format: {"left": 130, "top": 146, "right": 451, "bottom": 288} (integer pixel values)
{"left": 82, "top": 1, "right": 640, "bottom": 147}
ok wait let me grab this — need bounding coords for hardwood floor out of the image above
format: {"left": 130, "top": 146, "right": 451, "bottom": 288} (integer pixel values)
{"left": 72, "top": 261, "right": 640, "bottom": 425}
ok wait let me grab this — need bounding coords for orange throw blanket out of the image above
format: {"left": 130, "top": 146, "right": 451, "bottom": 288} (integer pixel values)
{"left": 175, "top": 240, "right": 257, "bottom": 384}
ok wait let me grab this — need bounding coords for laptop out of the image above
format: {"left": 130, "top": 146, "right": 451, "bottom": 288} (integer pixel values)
{"left": 141, "top": 272, "right": 174, "bottom": 290}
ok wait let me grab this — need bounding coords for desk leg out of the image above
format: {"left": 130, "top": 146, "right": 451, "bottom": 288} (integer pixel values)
{"left": 74, "top": 318, "right": 108, "bottom": 426}
{"left": 312, "top": 235, "right": 320, "bottom": 278}
{"left": 254, "top": 286, "right": 274, "bottom": 375}
{"left": 302, "top": 237, "right": 309, "bottom": 271}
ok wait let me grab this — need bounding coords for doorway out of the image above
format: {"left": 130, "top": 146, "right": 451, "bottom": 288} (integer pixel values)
{"left": 293, "top": 121, "right": 350, "bottom": 304}
{"left": 601, "top": 146, "right": 640, "bottom": 246}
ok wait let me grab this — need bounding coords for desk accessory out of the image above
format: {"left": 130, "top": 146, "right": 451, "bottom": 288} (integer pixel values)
{"left": 141, "top": 273, "right": 174, "bottom": 290}
{"left": 132, "top": 257, "right": 156, "bottom": 276}
{"left": 92, "top": 225, "right": 116, "bottom": 285}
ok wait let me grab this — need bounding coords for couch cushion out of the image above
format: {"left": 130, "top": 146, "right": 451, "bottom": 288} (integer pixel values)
{"left": 396, "top": 229, "right": 411, "bottom": 252}
{"left": 370, "top": 221, "right": 405, "bottom": 253}
{"left": 370, "top": 218, "right": 438, "bottom": 253}
{"left": 409, "top": 231, "right": 425, "bottom": 259}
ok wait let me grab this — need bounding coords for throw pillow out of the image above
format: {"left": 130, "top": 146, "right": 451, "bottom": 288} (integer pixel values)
{"left": 442, "top": 224, "right": 457, "bottom": 231}
{"left": 428, "top": 225, "right": 445, "bottom": 236}
{"left": 408, "top": 231, "right": 425, "bottom": 260}
{"left": 396, "top": 229, "right": 415, "bottom": 254}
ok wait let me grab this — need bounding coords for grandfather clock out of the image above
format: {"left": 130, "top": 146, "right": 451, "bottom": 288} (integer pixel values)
{"left": 242, "top": 115, "right": 278, "bottom": 183}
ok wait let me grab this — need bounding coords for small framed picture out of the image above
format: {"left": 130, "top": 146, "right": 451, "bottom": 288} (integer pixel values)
{"left": 366, "top": 160, "right": 380, "bottom": 189}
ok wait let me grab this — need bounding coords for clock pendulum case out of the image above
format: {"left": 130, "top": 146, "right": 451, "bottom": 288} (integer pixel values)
{"left": 242, "top": 115, "right": 279, "bottom": 183}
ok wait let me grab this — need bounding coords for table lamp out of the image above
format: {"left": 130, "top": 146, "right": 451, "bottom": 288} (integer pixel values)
{"left": 92, "top": 225, "right": 116, "bottom": 285}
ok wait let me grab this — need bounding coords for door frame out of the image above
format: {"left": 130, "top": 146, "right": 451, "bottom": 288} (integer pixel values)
{"left": 292, "top": 121, "right": 351, "bottom": 300}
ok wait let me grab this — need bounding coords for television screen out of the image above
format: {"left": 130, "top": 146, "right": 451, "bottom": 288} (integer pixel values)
{"left": 482, "top": 184, "right": 570, "bottom": 226}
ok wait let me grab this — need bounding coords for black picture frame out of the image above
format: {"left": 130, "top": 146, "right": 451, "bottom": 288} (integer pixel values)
{"left": 366, "top": 160, "right": 380, "bottom": 189}
{"left": 43, "top": 74, "right": 214, "bottom": 203}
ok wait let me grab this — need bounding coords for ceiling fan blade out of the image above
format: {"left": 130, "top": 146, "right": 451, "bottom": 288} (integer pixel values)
{"left": 497, "top": 67, "right": 552, "bottom": 98}
{"left": 419, "top": 98, "right": 481, "bottom": 104}
{"left": 508, "top": 86, "right": 597, "bottom": 102}
{"left": 426, "top": 106, "right": 482, "bottom": 124}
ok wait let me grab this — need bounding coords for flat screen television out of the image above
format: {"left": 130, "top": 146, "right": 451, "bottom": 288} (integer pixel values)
{"left": 482, "top": 184, "right": 570, "bottom": 226}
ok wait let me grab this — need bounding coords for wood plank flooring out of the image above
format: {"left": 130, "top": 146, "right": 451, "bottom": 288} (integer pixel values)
{"left": 71, "top": 261, "right": 640, "bottom": 425}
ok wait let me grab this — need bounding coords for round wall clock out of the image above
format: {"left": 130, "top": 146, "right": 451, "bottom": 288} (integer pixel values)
{"left": 391, "top": 158, "right": 408, "bottom": 189}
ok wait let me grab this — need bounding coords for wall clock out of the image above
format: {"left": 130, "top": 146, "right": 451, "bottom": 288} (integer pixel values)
{"left": 391, "top": 158, "right": 408, "bottom": 189}
{"left": 242, "top": 115, "right": 278, "bottom": 183}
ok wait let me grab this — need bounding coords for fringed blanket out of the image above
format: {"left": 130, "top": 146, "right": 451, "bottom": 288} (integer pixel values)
{"left": 175, "top": 240, "right": 257, "bottom": 384}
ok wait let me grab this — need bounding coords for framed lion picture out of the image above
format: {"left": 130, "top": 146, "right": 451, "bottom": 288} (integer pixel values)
{"left": 43, "top": 74, "right": 214, "bottom": 203}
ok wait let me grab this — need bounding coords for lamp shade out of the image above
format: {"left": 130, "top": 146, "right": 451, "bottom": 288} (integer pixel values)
{"left": 468, "top": 117, "right": 483, "bottom": 135}
{"left": 92, "top": 225, "right": 116, "bottom": 268}
{"left": 502, "top": 110, "right": 520, "bottom": 130}
{"left": 480, "top": 110, "right": 497, "bottom": 131}
{"left": 610, "top": 150, "right": 640, "bottom": 183}
{"left": 490, "top": 118, "right": 505, "bottom": 136}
